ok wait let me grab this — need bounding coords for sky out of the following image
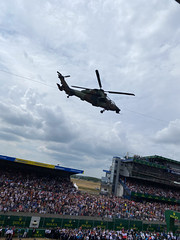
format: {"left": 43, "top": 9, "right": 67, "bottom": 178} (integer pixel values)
{"left": 0, "top": 0, "right": 180, "bottom": 178}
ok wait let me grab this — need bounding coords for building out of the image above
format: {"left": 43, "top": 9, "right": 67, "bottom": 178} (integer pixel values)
{"left": 101, "top": 155, "right": 180, "bottom": 205}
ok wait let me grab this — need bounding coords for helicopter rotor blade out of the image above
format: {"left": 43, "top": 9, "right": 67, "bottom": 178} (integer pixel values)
{"left": 106, "top": 90, "right": 135, "bottom": 96}
{"left": 71, "top": 85, "right": 90, "bottom": 90}
{"left": 95, "top": 70, "right": 102, "bottom": 89}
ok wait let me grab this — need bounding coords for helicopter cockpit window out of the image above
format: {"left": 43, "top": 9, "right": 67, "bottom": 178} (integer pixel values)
{"left": 107, "top": 96, "right": 115, "bottom": 105}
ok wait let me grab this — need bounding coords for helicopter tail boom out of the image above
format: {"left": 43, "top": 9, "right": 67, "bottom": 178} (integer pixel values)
{"left": 57, "top": 71, "right": 74, "bottom": 96}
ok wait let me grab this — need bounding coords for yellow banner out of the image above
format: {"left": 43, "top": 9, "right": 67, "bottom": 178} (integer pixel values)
{"left": 15, "top": 158, "right": 55, "bottom": 169}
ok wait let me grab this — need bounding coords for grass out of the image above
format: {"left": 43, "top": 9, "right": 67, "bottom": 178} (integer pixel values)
{"left": 71, "top": 178, "right": 101, "bottom": 195}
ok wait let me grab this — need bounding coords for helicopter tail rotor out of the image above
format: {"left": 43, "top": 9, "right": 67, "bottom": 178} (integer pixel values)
{"left": 57, "top": 71, "right": 70, "bottom": 78}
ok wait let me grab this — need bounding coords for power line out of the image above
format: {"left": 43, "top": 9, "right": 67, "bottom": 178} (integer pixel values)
{"left": 124, "top": 108, "right": 169, "bottom": 124}
{"left": 0, "top": 69, "right": 56, "bottom": 89}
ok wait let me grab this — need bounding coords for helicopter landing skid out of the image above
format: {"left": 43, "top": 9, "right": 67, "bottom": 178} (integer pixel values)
{"left": 100, "top": 109, "right": 105, "bottom": 113}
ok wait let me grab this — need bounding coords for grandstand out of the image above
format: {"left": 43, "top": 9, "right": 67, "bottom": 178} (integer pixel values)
{"left": 0, "top": 154, "right": 180, "bottom": 235}
{"left": 101, "top": 155, "right": 180, "bottom": 201}
{"left": 100, "top": 155, "right": 180, "bottom": 232}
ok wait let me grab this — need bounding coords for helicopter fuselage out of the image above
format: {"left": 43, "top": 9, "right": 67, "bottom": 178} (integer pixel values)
{"left": 57, "top": 72, "right": 120, "bottom": 113}
{"left": 75, "top": 89, "right": 120, "bottom": 113}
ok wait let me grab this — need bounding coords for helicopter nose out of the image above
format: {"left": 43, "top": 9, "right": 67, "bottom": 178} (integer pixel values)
{"left": 115, "top": 107, "right": 120, "bottom": 113}
{"left": 111, "top": 104, "right": 120, "bottom": 113}
{"left": 113, "top": 104, "right": 120, "bottom": 113}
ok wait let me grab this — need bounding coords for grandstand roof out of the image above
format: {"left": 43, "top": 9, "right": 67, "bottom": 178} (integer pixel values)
{"left": 141, "top": 155, "right": 180, "bottom": 165}
{"left": 103, "top": 170, "right": 111, "bottom": 174}
{"left": 122, "top": 155, "right": 180, "bottom": 166}
{"left": 0, "top": 154, "right": 84, "bottom": 176}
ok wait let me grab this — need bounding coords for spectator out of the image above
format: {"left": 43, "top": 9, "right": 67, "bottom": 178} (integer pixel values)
{"left": 0, "top": 226, "right": 2, "bottom": 238}
{"left": 32, "top": 228, "right": 36, "bottom": 239}
{"left": 5, "top": 228, "right": 13, "bottom": 240}
{"left": 22, "top": 228, "right": 29, "bottom": 238}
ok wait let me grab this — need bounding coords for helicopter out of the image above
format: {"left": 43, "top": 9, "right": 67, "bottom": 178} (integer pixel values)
{"left": 56, "top": 70, "right": 135, "bottom": 114}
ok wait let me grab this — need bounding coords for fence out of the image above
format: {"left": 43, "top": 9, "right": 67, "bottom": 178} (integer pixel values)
{"left": 0, "top": 214, "right": 170, "bottom": 232}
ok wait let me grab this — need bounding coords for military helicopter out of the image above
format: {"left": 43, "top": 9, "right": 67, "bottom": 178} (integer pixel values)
{"left": 56, "top": 70, "right": 135, "bottom": 113}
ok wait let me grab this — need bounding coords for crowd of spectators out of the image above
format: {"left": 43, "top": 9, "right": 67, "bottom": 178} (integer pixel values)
{"left": 44, "top": 227, "right": 180, "bottom": 240}
{"left": 132, "top": 164, "right": 179, "bottom": 183}
{"left": 1, "top": 226, "right": 179, "bottom": 240}
{"left": 123, "top": 179, "right": 180, "bottom": 200}
{"left": 0, "top": 169, "right": 179, "bottom": 223}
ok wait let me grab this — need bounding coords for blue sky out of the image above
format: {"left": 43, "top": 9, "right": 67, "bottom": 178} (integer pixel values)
{"left": 0, "top": 0, "right": 180, "bottom": 177}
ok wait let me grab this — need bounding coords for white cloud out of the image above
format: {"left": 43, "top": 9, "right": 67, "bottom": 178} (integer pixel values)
{"left": 154, "top": 119, "right": 180, "bottom": 145}
{"left": 0, "top": 0, "right": 180, "bottom": 177}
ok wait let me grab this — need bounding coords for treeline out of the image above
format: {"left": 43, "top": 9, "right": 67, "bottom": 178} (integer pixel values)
{"left": 71, "top": 175, "right": 100, "bottom": 182}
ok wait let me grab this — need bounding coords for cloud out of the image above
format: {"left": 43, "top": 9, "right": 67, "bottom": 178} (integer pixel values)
{"left": 0, "top": 88, "right": 79, "bottom": 143}
{"left": 0, "top": 0, "right": 180, "bottom": 177}
{"left": 0, "top": 102, "right": 39, "bottom": 127}
{"left": 154, "top": 119, "right": 180, "bottom": 145}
